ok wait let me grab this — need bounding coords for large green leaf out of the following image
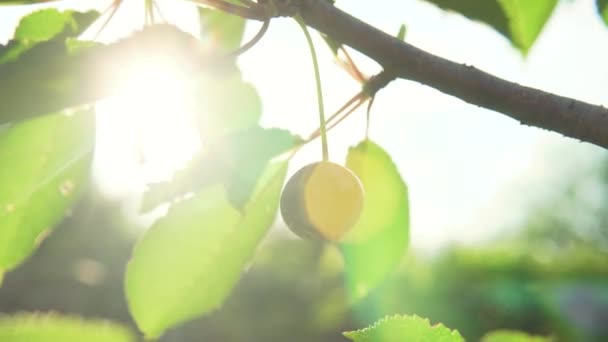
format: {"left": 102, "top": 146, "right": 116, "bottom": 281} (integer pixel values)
{"left": 126, "top": 161, "right": 288, "bottom": 338}
{"left": 420, "top": 0, "right": 557, "bottom": 54}
{"left": 142, "top": 126, "right": 301, "bottom": 212}
{"left": 343, "top": 315, "right": 464, "bottom": 342}
{"left": 340, "top": 140, "right": 409, "bottom": 299}
{"left": 1, "top": 8, "right": 99, "bottom": 64}
{"left": 481, "top": 330, "right": 552, "bottom": 342}
{"left": 0, "top": 109, "right": 95, "bottom": 272}
{"left": 0, "top": 313, "right": 134, "bottom": 342}
{"left": 598, "top": 0, "right": 608, "bottom": 26}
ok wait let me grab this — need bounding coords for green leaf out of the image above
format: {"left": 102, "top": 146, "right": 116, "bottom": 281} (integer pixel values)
{"left": 126, "top": 161, "right": 288, "bottom": 338}
{"left": 420, "top": 0, "right": 557, "bottom": 54}
{"left": 1, "top": 9, "right": 99, "bottom": 64}
{"left": 0, "top": 110, "right": 95, "bottom": 271}
{"left": 481, "top": 330, "right": 552, "bottom": 342}
{"left": 340, "top": 140, "right": 409, "bottom": 299}
{"left": 598, "top": 0, "right": 608, "bottom": 26}
{"left": 141, "top": 127, "right": 301, "bottom": 212}
{"left": 0, "top": 24, "right": 199, "bottom": 124}
{"left": 499, "top": 0, "right": 558, "bottom": 54}
{"left": 219, "top": 128, "right": 299, "bottom": 208}
{"left": 0, "top": 313, "right": 134, "bottom": 342}
{"left": 396, "top": 24, "right": 407, "bottom": 41}
{"left": 195, "top": 69, "right": 262, "bottom": 141}
{"left": 344, "top": 315, "right": 465, "bottom": 342}
{"left": 198, "top": 6, "right": 246, "bottom": 53}
{"left": 15, "top": 9, "right": 98, "bottom": 42}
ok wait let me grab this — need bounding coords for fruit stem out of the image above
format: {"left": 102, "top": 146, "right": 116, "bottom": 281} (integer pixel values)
{"left": 145, "top": 0, "right": 155, "bottom": 25}
{"left": 295, "top": 14, "right": 329, "bottom": 162}
{"left": 365, "top": 95, "right": 375, "bottom": 139}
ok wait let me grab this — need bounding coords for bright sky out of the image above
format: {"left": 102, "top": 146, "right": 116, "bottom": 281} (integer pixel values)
{"left": 1, "top": 0, "right": 607, "bottom": 252}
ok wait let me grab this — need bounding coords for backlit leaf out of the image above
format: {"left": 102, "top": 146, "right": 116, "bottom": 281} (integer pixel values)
{"left": 419, "top": 0, "right": 557, "bottom": 54}
{"left": 1, "top": 8, "right": 98, "bottom": 64}
{"left": 499, "top": 0, "right": 557, "bottom": 55}
{"left": 195, "top": 69, "right": 262, "bottom": 141}
{"left": 0, "top": 109, "right": 95, "bottom": 271}
{"left": 341, "top": 140, "right": 409, "bottom": 299}
{"left": 199, "top": 6, "right": 246, "bottom": 53}
{"left": 397, "top": 24, "right": 407, "bottom": 41}
{"left": 344, "top": 315, "right": 464, "bottom": 342}
{"left": 126, "top": 161, "right": 288, "bottom": 338}
{"left": 0, "top": 24, "right": 200, "bottom": 124}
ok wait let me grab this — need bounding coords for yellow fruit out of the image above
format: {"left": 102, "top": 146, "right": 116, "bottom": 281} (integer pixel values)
{"left": 280, "top": 161, "right": 364, "bottom": 242}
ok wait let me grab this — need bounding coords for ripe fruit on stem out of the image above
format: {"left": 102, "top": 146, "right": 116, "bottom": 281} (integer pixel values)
{"left": 280, "top": 161, "right": 364, "bottom": 242}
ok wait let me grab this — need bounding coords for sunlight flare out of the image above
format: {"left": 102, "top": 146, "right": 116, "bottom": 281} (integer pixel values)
{"left": 94, "top": 58, "right": 201, "bottom": 196}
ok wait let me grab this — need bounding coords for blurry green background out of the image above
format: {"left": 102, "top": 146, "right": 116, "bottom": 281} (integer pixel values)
{"left": 2, "top": 1, "right": 608, "bottom": 341}
{"left": 1, "top": 152, "right": 608, "bottom": 341}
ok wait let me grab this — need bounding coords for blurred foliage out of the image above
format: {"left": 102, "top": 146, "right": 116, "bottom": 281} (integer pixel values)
{"left": 343, "top": 315, "right": 464, "bottom": 342}
{"left": 598, "top": 0, "right": 608, "bottom": 26}
{"left": 1, "top": 2, "right": 608, "bottom": 341}
{"left": 0, "top": 313, "right": 134, "bottom": 342}
{"left": 2, "top": 153, "right": 608, "bottom": 341}
{"left": 0, "top": 8, "right": 98, "bottom": 64}
{"left": 480, "top": 330, "right": 552, "bottom": 342}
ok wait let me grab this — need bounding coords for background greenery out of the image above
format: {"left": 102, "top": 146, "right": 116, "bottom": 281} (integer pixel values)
{"left": 1, "top": 153, "right": 607, "bottom": 341}
{"left": 1, "top": 0, "right": 608, "bottom": 341}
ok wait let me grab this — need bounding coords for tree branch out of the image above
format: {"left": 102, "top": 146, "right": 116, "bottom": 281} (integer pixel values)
{"left": 3, "top": 0, "right": 607, "bottom": 150}
{"left": 297, "top": 0, "right": 608, "bottom": 149}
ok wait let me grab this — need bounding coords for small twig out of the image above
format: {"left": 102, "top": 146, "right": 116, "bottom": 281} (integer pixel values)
{"left": 325, "top": 96, "right": 365, "bottom": 132}
{"left": 307, "top": 91, "right": 364, "bottom": 140}
{"left": 365, "top": 95, "right": 375, "bottom": 139}
{"left": 298, "top": 0, "right": 608, "bottom": 148}
{"left": 340, "top": 46, "right": 366, "bottom": 83}
{"left": 296, "top": 13, "right": 329, "bottom": 161}
{"left": 92, "top": 0, "right": 123, "bottom": 40}
{"left": 153, "top": 0, "right": 168, "bottom": 24}
{"left": 229, "top": 16, "right": 270, "bottom": 57}
{"left": 306, "top": 70, "right": 395, "bottom": 143}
